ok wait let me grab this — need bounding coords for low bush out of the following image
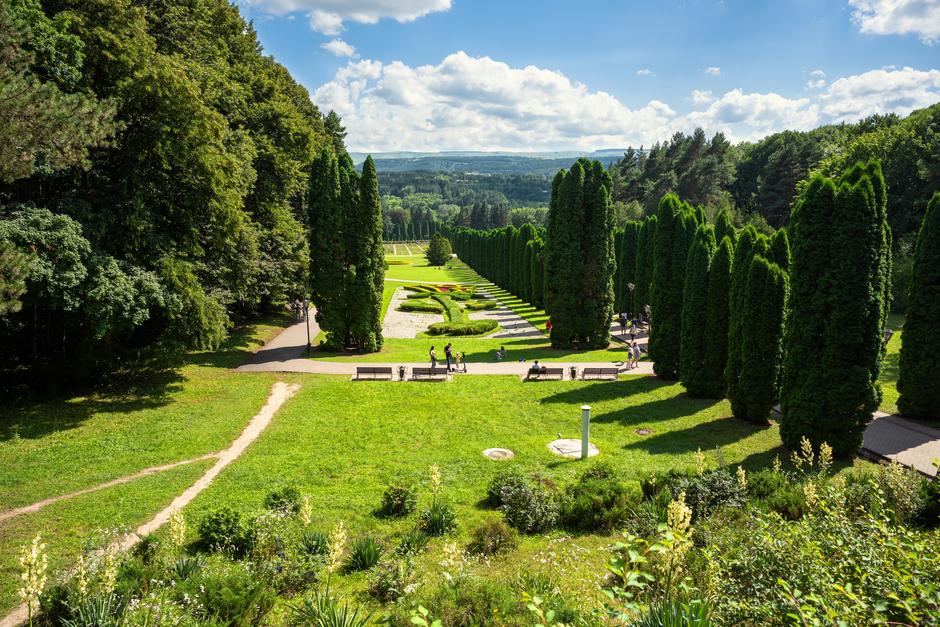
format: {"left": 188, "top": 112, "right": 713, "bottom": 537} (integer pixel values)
{"left": 427, "top": 320, "right": 498, "bottom": 336}
{"left": 464, "top": 300, "right": 496, "bottom": 310}
{"left": 378, "top": 480, "right": 418, "bottom": 517}
{"left": 419, "top": 578, "right": 520, "bottom": 627}
{"left": 560, "top": 477, "right": 641, "bottom": 532}
{"left": 419, "top": 500, "right": 458, "bottom": 536}
{"left": 500, "top": 477, "right": 558, "bottom": 534}
{"left": 398, "top": 300, "right": 444, "bottom": 313}
{"left": 672, "top": 469, "right": 747, "bottom": 521}
{"left": 290, "top": 589, "right": 373, "bottom": 627}
{"left": 641, "top": 468, "right": 695, "bottom": 500}
{"left": 346, "top": 536, "right": 383, "bottom": 572}
{"left": 369, "top": 558, "right": 416, "bottom": 603}
{"left": 197, "top": 507, "right": 253, "bottom": 555}
{"left": 301, "top": 530, "right": 329, "bottom": 556}
{"left": 747, "top": 469, "right": 790, "bottom": 499}
{"left": 487, "top": 467, "right": 528, "bottom": 506}
{"left": 182, "top": 558, "right": 276, "bottom": 624}
{"left": 432, "top": 293, "right": 468, "bottom": 323}
{"left": 264, "top": 485, "right": 302, "bottom": 514}
{"left": 467, "top": 519, "right": 518, "bottom": 556}
{"left": 762, "top": 483, "right": 807, "bottom": 520}
{"left": 396, "top": 528, "right": 431, "bottom": 556}
{"left": 918, "top": 477, "right": 940, "bottom": 528}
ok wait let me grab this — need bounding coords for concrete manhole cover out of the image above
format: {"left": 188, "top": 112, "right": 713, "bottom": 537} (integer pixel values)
{"left": 547, "top": 438, "right": 599, "bottom": 459}
{"left": 635, "top": 428, "right": 653, "bottom": 436}
{"left": 483, "top": 448, "right": 515, "bottom": 460}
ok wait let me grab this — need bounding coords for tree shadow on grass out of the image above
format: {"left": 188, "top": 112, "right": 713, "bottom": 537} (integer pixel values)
{"left": 621, "top": 415, "right": 770, "bottom": 457}
{"left": 539, "top": 377, "right": 670, "bottom": 405}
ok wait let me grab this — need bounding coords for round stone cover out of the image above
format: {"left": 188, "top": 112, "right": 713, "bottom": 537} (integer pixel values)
{"left": 483, "top": 448, "right": 515, "bottom": 460}
{"left": 547, "top": 438, "right": 599, "bottom": 458}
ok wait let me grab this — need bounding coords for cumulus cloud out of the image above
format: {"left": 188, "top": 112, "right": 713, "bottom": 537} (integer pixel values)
{"left": 637, "top": 68, "right": 655, "bottom": 76}
{"left": 245, "top": 0, "right": 452, "bottom": 33}
{"left": 321, "top": 38, "right": 357, "bottom": 57}
{"left": 820, "top": 66, "right": 940, "bottom": 120}
{"left": 313, "top": 52, "right": 940, "bottom": 151}
{"left": 705, "top": 66, "right": 722, "bottom": 76}
{"left": 691, "top": 89, "right": 714, "bottom": 105}
{"left": 849, "top": 0, "right": 940, "bottom": 44}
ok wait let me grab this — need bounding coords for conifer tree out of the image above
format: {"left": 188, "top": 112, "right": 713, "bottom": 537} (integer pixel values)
{"left": 426, "top": 232, "right": 452, "bottom": 266}
{"left": 731, "top": 255, "right": 789, "bottom": 423}
{"left": 770, "top": 228, "right": 791, "bottom": 271}
{"left": 898, "top": 191, "right": 940, "bottom": 420}
{"left": 634, "top": 215, "right": 657, "bottom": 310}
{"left": 780, "top": 162, "right": 892, "bottom": 456}
{"left": 679, "top": 224, "right": 717, "bottom": 396}
{"left": 724, "top": 226, "right": 758, "bottom": 397}
{"left": 713, "top": 209, "right": 736, "bottom": 246}
{"left": 702, "top": 236, "right": 734, "bottom": 397}
{"left": 618, "top": 222, "right": 640, "bottom": 315}
{"left": 308, "top": 148, "right": 346, "bottom": 350}
{"left": 346, "top": 156, "right": 384, "bottom": 351}
{"left": 530, "top": 238, "right": 545, "bottom": 308}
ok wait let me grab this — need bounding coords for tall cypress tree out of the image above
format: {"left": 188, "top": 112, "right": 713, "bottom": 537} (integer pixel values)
{"left": 619, "top": 222, "right": 640, "bottom": 315}
{"left": 613, "top": 228, "right": 625, "bottom": 312}
{"left": 898, "top": 191, "right": 940, "bottom": 420}
{"left": 731, "top": 255, "right": 789, "bottom": 423}
{"left": 702, "top": 236, "right": 734, "bottom": 398}
{"left": 780, "top": 162, "right": 892, "bottom": 456}
{"left": 679, "top": 224, "right": 717, "bottom": 396}
{"left": 346, "top": 156, "right": 384, "bottom": 351}
{"left": 308, "top": 148, "right": 347, "bottom": 350}
{"left": 714, "top": 209, "right": 736, "bottom": 246}
{"left": 650, "top": 195, "right": 694, "bottom": 379}
{"left": 724, "top": 226, "right": 758, "bottom": 398}
{"left": 770, "top": 228, "right": 791, "bottom": 271}
{"left": 581, "top": 160, "right": 616, "bottom": 347}
{"left": 635, "top": 215, "right": 657, "bottom": 310}
{"left": 530, "top": 238, "right": 545, "bottom": 308}
{"left": 517, "top": 223, "right": 537, "bottom": 301}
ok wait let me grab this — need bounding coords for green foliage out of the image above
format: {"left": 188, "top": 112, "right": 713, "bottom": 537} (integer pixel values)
{"left": 378, "top": 480, "right": 418, "bottom": 517}
{"left": 197, "top": 507, "right": 253, "bottom": 556}
{"left": 544, "top": 159, "right": 616, "bottom": 349}
{"left": 679, "top": 225, "right": 717, "bottom": 396}
{"left": 264, "top": 485, "right": 302, "bottom": 514}
{"left": 634, "top": 215, "right": 657, "bottom": 310}
{"left": 724, "top": 226, "right": 758, "bottom": 400}
{"left": 898, "top": 192, "right": 940, "bottom": 420}
{"left": 699, "top": 236, "right": 734, "bottom": 398}
{"left": 631, "top": 598, "right": 712, "bottom": 627}
{"left": 346, "top": 536, "right": 383, "bottom": 572}
{"left": 346, "top": 156, "right": 386, "bottom": 351}
{"left": 560, "top": 475, "right": 642, "bottom": 532}
{"left": 672, "top": 469, "right": 747, "bottom": 521}
{"left": 419, "top": 500, "right": 458, "bottom": 536}
{"left": 487, "top": 467, "right": 528, "bottom": 506}
{"left": 368, "top": 557, "right": 415, "bottom": 603}
{"left": 396, "top": 529, "right": 431, "bottom": 556}
{"left": 187, "top": 559, "right": 276, "bottom": 624}
{"left": 729, "top": 256, "right": 789, "bottom": 424}
{"left": 0, "top": 241, "right": 28, "bottom": 316}
{"left": 781, "top": 162, "right": 892, "bottom": 455}
{"left": 500, "top": 476, "right": 559, "bottom": 534}
{"left": 290, "top": 588, "right": 373, "bottom": 627}
{"left": 467, "top": 519, "right": 519, "bottom": 556}
{"left": 426, "top": 233, "right": 453, "bottom": 266}
{"left": 398, "top": 299, "right": 444, "bottom": 313}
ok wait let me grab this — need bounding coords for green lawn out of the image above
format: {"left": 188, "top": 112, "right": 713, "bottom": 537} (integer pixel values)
{"left": 384, "top": 258, "right": 483, "bottom": 284}
{"left": 181, "top": 373, "right": 793, "bottom": 612}
{"left": 880, "top": 327, "right": 902, "bottom": 414}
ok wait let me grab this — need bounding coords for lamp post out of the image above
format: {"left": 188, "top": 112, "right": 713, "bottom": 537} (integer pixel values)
{"left": 304, "top": 298, "right": 311, "bottom": 353}
{"left": 581, "top": 405, "right": 591, "bottom": 460}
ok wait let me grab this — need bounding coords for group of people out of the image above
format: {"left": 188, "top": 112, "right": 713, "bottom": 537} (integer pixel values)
{"left": 429, "top": 343, "right": 468, "bottom": 372}
{"left": 617, "top": 312, "right": 648, "bottom": 341}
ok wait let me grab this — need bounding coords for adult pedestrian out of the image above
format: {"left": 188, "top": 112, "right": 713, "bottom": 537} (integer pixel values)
{"left": 444, "top": 342, "right": 453, "bottom": 371}
{"left": 619, "top": 312, "right": 628, "bottom": 336}
{"left": 631, "top": 342, "right": 640, "bottom": 369}
{"left": 429, "top": 345, "right": 437, "bottom": 368}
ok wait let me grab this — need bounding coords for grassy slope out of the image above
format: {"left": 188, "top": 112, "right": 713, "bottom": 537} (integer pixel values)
{"left": 384, "top": 258, "right": 483, "bottom": 284}
{"left": 0, "top": 317, "right": 295, "bottom": 508}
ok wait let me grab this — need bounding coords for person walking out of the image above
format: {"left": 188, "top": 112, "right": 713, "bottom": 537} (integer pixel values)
{"left": 545, "top": 318, "right": 552, "bottom": 337}
{"left": 618, "top": 312, "right": 628, "bottom": 336}
{"left": 429, "top": 345, "right": 437, "bottom": 368}
{"left": 444, "top": 342, "right": 453, "bottom": 371}
{"left": 631, "top": 342, "right": 640, "bottom": 369}
{"left": 458, "top": 351, "right": 468, "bottom": 373}
{"left": 629, "top": 321, "right": 637, "bottom": 343}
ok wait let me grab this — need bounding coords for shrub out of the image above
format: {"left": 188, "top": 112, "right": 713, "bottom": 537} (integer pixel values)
{"left": 398, "top": 300, "right": 444, "bottom": 313}
{"left": 421, "top": 578, "right": 519, "bottom": 627}
{"left": 346, "top": 536, "right": 383, "bottom": 572}
{"left": 672, "top": 469, "right": 747, "bottom": 521}
{"left": 640, "top": 468, "right": 695, "bottom": 500}
{"left": 418, "top": 500, "right": 457, "bottom": 536}
{"left": 467, "top": 519, "right": 518, "bottom": 556}
{"left": 762, "top": 483, "right": 807, "bottom": 520}
{"left": 500, "top": 478, "right": 558, "bottom": 534}
{"left": 184, "top": 558, "right": 275, "bottom": 624}
{"left": 170, "top": 555, "right": 204, "bottom": 581}
{"left": 378, "top": 480, "right": 418, "bottom": 517}
{"left": 877, "top": 461, "right": 926, "bottom": 525}
{"left": 918, "top": 478, "right": 940, "bottom": 529}
{"left": 632, "top": 598, "right": 712, "bottom": 626}
{"left": 464, "top": 300, "right": 496, "bottom": 310}
{"left": 427, "top": 320, "right": 498, "bottom": 336}
{"left": 198, "top": 507, "right": 253, "bottom": 555}
{"left": 396, "top": 529, "right": 430, "bottom": 556}
{"left": 290, "top": 589, "right": 373, "bottom": 627}
{"left": 368, "top": 558, "right": 415, "bottom": 603}
{"left": 264, "top": 485, "right": 302, "bottom": 514}
{"left": 578, "top": 460, "right": 617, "bottom": 482}
{"left": 487, "top": 468, "right": 528, "bottom": 506}
{"left": 560, "top": 477, "right": 641, "bottom": 532}
{"left": 747, "top": 469, "right": 790, "bottom": 498}
{"left": 426, "top": 233, "right": 452, "bottom": 266}
{"left": 301, "top": 530, "right": 329, "bottom": 556}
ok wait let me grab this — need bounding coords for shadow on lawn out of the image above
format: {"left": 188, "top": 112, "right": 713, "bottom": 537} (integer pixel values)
{"left": 0, "top": 313, "right": 292, "bottom": 442}
{"left": 540, "top": 377, "right": 669, "bottom": 405}
{"left": 622, "top": 415, "right": 768, "bottom": 456}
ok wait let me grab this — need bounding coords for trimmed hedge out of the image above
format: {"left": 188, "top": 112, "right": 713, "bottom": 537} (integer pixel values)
{"left": 427, "top": 320, "right": 498, "bottom": 336}
{"left": 398, "top": 300, "right": 444, "bottom": 313}
{"left": 464, "top": 300, "right": 497, "bottom": 311}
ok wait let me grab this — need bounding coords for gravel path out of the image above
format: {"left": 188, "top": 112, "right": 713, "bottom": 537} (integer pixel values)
{"left": 381, "top": 288, "right": 444, "bottom": 338}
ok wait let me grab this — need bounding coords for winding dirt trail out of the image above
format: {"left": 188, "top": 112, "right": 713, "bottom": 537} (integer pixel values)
{"left": 0, "top": 381, "right": 300, "bottom": 627}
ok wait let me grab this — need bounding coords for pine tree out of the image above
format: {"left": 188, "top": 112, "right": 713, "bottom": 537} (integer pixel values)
{"left": 346, "top": 156, "right": 384, "bottom": 351}
{"left": 702, "top": 236, "right": 734, "bottom": 397}
{"left": 898, "top": 191, "right": 940, "bottom": 419}
{"left": 731, "top": 255, "right": 789, "bottom": 423}
{"left": 426, "top": 233, "right": 452, "bottom": 266}
{"left": 324, "top": 110, "right": 348, "bottom": 156}
{"left": 780, "top": 162, "right": 892, "bottom": 455}
{"left": 679, "top": 224, "right": 717, "bottom": 396}
{"left": 650, "top": 194, "right": 694, "bottom": 379}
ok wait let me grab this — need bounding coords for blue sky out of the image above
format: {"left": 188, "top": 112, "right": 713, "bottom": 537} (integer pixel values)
{"left": 235, "top": 0, "right": 940, "bottom": 151}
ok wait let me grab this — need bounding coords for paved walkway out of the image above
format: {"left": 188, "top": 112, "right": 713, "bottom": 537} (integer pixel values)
{"left": 863, "top": 411, "right": 940, "bottom": 477}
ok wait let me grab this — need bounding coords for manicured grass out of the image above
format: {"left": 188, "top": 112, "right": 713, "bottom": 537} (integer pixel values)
{"left": 880, "top": 328, "right": 902, "bottom": 414}
{"left": 384, "top": 258, "right": 482, "bottom": 284}
{"left": 181, "top": 373, "right": 864, "bottom": 612}
{"left": 0, "top": 459, "right": 214, "bottom": 614}
{"left": 0, "top": 317, "right": 296, "bottom": 509}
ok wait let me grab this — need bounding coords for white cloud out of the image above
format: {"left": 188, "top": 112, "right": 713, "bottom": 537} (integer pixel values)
{"left": 691, "top": 89, "right": 714, "bottom": 104}
{"left": 637, "top": 68, "right": 655, "bottom": 76}
{"left": 820, "top": 66, "right": 940, "bottom": 120}
{"left": 244, "top": 0, "right": 452, "bottom": 33}
{"left": 805, "top": 79, "right": 827, "bottom": 89}
{"left": 849, "top": 0, "right": 940, "bottom": 44}
{"left": 705, "top": 66, "right": 722, "bottom": 76}
{"left": 810, "top": 69, "right": 826, "bottom": 78}
{"left": 321, "top": 38, "right": 358, "bottom": 57}
{"left": 313, "top": 52, "right": 940, "bottom": 151}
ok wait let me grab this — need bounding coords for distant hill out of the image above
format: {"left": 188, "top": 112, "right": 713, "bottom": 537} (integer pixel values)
{"left": 350, "top": 150, "right": 625, "bottom": 175}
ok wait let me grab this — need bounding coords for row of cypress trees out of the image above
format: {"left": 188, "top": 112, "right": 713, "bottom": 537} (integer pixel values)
{"left": 308, "top": 150, "right": 385, "bottom": 351}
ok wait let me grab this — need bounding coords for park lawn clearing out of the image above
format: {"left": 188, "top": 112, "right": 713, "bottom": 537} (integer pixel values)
{"left": 384, "top": 257, "right": 482, "bottom": 284}
{"left": 879, "top": 328, "right": 902, "bottom": 414}
{"left": 0, "top": 459, "right": 214, "bottom": 614}
{"left": 0, "top": 316, "right": 298, "bottom": 510}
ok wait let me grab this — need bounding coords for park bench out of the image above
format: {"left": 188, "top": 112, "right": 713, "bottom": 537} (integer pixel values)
{"left": 582, "top": 367, "right": 619, "bottom": 380}
{"left": 412, "top": 366, "right": 450, "bottom": 381}
{"left": 525, "top": 367, "right": 565, "bottom": 381}
{"left": 354, "top": 366, "right": 394, "bottom": 380}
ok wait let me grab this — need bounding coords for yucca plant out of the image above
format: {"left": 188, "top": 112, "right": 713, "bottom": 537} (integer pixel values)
{"left": 302, "top": 530, "right": 330, "bottom": 556}
{"left": 61, "top": 594, "right": 127, "bottom": 627}
{"left": 290, "top": 588, "right": 373, "bottom": 627}
{"left": 630, "top": 598, "right": 711, "bottom": 626}
{"left": 395, "top": 529, "right": 430, "bottom": 556}
{"left": 170, "top": 554, "right": 204, "bottom": 581}
{"left": 345, "top": 536, "right": 383, "bottom": 572}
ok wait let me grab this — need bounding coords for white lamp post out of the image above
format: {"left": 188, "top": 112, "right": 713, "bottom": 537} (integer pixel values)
{"left": 581, "top": 405, "right": 591, "bottom": 460}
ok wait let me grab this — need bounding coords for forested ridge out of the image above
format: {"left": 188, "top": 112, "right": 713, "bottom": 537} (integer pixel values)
{"left": 0, "top": 0, "right": 341, "bottom": 377}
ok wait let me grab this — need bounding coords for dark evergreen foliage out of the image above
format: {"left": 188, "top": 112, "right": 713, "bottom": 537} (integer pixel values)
{"left": 702, "top": 236, "right": 734, "bottom": 397}
{"left": 679, "top": 225, "right": 717, "bottom": 396}
{"left": 426, "top": 233, "right": 452, "bottom": 266}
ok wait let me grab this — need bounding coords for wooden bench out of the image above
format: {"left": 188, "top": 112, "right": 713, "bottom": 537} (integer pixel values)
{"left": 355, "top": 366, "right": 394, "bottom": 380}
{"left": 412, "top": 366, "right": 450, "bottom": 381}
{"left": 582, "top": 367, "right": 619, "bottom": 380}
{"left": 525, "top": 367, "right": 565, "bottom": 381}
